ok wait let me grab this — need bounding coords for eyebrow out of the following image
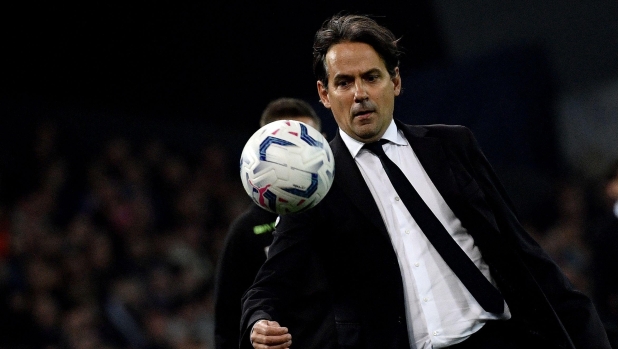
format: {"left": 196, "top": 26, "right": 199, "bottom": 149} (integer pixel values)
{"left": 332, "top": 67, "right": 383, "bottom": 81}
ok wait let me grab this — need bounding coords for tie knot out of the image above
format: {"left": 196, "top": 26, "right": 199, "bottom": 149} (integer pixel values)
{"left": 363, "top": 140, "right": 387, "bottom": 157}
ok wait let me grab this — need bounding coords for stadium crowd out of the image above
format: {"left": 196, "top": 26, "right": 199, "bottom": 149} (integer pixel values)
{"left": 0, "top": 120, "right": 248, "bottom": 349}
{"left": 0, "top": 119, "right": 616, "bottom": 348}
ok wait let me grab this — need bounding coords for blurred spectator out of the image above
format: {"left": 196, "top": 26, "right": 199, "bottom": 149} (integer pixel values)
{"left": 537, "top": 178, "right": 593, "bottom": 295}
{"left": 589, "top": 159, "right": 618, "bottom": 346}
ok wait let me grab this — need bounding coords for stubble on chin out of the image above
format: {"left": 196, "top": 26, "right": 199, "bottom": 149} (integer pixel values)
{"left": 352, "top": 123, "right": 380, "bottom": 142}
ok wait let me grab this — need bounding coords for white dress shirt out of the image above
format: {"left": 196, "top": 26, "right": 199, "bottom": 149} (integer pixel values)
{"left": 339, "top": 120, "right": 510, "bottom": 349}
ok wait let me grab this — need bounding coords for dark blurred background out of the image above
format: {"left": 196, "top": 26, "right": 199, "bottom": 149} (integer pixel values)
{"left": 1, "top": 1, "right": 618, "bottom": 348}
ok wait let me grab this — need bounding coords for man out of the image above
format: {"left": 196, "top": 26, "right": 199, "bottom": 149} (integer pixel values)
{"left": 213, "top": 97, "right": 323, "bottom": 349}
{"left": 241, "top": 14, "right": 610, "bottom": 349}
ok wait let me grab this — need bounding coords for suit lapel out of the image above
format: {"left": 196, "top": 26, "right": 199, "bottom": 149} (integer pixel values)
{"left": 399, "top": 123, "right": 461, "bottom": 203}
{"left": 397, "top": 121, "right": 500, "bottom": 235}
{"left": 331, "top": 133, "right": 390, "bottom": 238}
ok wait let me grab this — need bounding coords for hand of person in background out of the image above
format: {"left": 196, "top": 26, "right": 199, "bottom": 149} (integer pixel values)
{"left": 250, "top": 320, "right": 292, "bottom": 349}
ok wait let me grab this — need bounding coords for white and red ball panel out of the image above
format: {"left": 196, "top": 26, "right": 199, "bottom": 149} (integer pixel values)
{"left": 239, "top": 120, "right": 335, "bottom": 215}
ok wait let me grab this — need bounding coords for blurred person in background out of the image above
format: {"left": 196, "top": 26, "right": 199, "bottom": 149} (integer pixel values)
{"left": 590, "top": 159, "right": 618, "bottom": 346}
{"left": 213, "top": 97, "right": 323, "bottom": 349}
{"left": 537, "top": 179, "right": 593, "bottom": 296}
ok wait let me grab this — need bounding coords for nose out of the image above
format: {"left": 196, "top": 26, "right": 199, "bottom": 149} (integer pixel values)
{"left": 354, "top": 81, "right": 368, "bottom": 102}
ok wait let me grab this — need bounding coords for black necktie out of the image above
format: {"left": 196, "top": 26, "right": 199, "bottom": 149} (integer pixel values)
{"left": 364, "top": 140, "right": 504, "bottom": 314}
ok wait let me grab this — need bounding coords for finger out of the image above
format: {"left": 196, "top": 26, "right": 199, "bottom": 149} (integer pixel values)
{"left": 251, "top": 330, "right": 292, "bottom": 344}
{"left": 254, "top": 321, "right": 289, "bottom": 336}
{"left": 256, "top": 332, "right": 291, "bottom": 343}
{"left": 252, "top": 342, "right": 292, "bottom": 349}
{"left": 251, "top": 335, "right": 292, "bottom": 349}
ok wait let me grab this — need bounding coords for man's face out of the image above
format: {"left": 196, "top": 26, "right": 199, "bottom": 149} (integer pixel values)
{"left": 317, "top": 42, "right": 401, "bottom": 143}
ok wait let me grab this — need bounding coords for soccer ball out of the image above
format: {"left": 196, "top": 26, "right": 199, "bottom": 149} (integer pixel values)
{"left": 239, "top": 120, "right": 335, "bottom": 215}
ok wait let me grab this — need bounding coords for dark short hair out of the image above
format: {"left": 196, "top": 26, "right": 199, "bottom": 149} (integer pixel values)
{"left": 260, "top": 97, "right": 321, "bottom": 131}
{"left": 313, "top": 13, "right": 402, "bottom": 88}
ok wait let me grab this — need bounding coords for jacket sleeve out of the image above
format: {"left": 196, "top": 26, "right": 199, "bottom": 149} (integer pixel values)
{"left": 461, "top": 126, "right": 611, "bottom": 349}
{"left": 239, "top": 210, "right": 327, "bottom": 349}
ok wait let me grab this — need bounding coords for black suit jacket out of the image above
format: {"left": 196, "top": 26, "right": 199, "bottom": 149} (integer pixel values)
{"left": 241, "top": 121, "right": 610, "bottom": 349}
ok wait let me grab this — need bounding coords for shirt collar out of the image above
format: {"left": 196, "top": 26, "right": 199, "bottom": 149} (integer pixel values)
{"left": 339, "top": 119, "right": 406, "bottom": 158}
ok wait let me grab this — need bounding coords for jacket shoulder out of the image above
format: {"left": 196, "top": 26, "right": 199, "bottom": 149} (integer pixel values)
{"left": 418, "top": 123, "right": 471, "bottom": 137}
{"left": 400, "top": 122, "right": 475, "bottom": 145}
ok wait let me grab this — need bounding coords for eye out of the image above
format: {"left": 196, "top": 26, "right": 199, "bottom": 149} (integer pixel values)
{"left": 366, "top": 74, "right": 379, "bottom": 82}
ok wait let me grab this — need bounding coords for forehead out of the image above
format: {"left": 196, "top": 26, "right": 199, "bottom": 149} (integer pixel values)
{"left": 325, "top": 42, "right": 385, "bottom": 77}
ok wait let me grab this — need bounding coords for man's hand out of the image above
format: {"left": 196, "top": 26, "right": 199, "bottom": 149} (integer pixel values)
{"left": 250, "top": 320, "right": 293, "bottom": 349}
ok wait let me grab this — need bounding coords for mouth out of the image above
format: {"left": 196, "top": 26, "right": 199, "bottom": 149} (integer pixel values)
{"left": 352, "top": 109, "right": 375, "bottom": 119}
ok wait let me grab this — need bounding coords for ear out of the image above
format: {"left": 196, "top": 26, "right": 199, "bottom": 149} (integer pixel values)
{"left": 317, "top": 80, "right": 331, "bottom": 108}
{"left": 392, "top": 67, "right": 402, "bottom": 97}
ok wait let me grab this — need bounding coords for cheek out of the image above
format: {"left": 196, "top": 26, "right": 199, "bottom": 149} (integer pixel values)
{"left": 330, "top": 94, "right": 349, "bottom": 109}
{"left": 379, "top": 90, "right": 395, "bottom": 108}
